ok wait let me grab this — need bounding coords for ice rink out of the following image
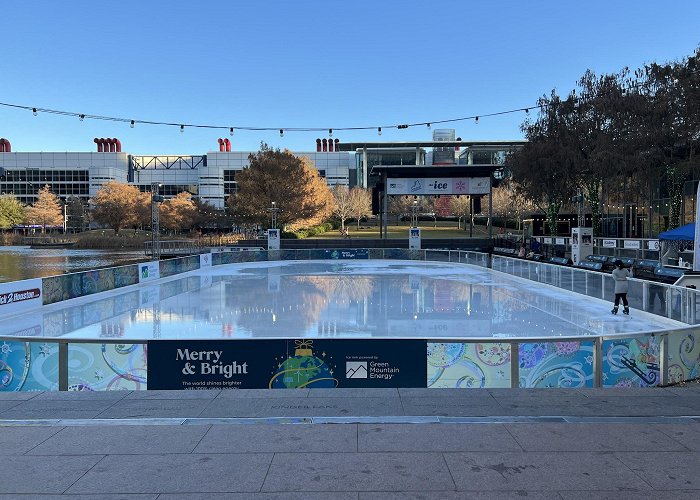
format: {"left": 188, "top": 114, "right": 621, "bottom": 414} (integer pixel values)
{"left": 2, "top": 260, "right": 686, "bottom": 340}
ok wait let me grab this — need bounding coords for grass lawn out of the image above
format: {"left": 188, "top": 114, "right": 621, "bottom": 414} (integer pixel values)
{"left": 313, "top": 222, "right": 492, "bottom": 239}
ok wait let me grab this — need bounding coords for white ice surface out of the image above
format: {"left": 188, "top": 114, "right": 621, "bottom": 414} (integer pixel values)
{"left": 0, "top": 260, "right": 687, "bottom": 340}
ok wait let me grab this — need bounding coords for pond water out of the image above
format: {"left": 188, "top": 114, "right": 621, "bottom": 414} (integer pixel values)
{"left": 0, "top": 246, "right": 146, "bottom": 283}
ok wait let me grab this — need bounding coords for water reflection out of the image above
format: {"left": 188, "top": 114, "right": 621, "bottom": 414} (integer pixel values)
{"left": 3, "top": 261, "right": 684, "bottom": 340}
{"left": 0, "top": 247, "right": 144, "bottom": 282}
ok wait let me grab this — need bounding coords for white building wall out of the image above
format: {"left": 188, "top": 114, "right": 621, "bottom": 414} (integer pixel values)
{"left": 0, "top": 149, "right": 351, "bottom": 209}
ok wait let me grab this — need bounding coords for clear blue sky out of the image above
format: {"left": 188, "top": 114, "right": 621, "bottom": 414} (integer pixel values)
{"left": 1, "top": 1, "right": 698, "bottom": 155}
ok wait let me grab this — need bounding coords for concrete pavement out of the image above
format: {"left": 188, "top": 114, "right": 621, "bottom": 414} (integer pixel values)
{"left": 1, "top": 384, "right": 700, "bottom": 498}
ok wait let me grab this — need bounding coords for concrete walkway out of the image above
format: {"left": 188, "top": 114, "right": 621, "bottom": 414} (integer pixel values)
{"left": 1, "top": 384, "right": 700, "bottom": 498}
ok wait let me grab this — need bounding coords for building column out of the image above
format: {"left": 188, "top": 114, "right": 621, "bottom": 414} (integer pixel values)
{"left": 362, "top": 147, "right": 368, "bottom": 188}
{"left": 415, "top": 147, "right": 420, "bottom": 165}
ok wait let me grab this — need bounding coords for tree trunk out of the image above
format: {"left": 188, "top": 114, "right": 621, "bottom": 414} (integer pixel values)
{"left": 547, "top": 202, "right": 560, "bottom": 236}
{"left": 584, "top": 179, "right": 602, "bottom": 236}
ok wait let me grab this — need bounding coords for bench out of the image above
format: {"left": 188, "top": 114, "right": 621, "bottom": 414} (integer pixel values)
{"left": 654, "top": 267, "right": 685, "bottom": 284}
{"left": 576, "top": 261, "right": 604, "bottom": 271}
{"left": 493, "top": 247, "right": 517, "bottom": 256}
{"left": 586, "top": 255, "right": 609, "bottom": 264}
{"left": 547, "top": 256, "right": 572, "bottom": 266}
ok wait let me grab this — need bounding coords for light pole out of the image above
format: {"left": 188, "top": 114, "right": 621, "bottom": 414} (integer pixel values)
{"left": 268, "top": 201, "right": 280, "bottom": 229}
{"left": 411, "top": 199, "right": 418, "bottom": 227}
{"left": 151, "top": 182, "right": 164, "bottom": 259}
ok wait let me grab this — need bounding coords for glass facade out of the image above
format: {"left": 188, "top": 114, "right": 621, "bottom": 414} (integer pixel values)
{"left": 0, "top": 170, "right": 90, "bottom": 204}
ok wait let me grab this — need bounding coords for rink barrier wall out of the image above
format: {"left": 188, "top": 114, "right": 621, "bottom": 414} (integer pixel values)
{"left": 1, "top": 249, "right": 699, "bottom": 391}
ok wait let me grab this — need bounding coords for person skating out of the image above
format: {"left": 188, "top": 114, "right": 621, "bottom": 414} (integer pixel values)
{"left": 611, "top": 259, "right": 633, "bottom": 315}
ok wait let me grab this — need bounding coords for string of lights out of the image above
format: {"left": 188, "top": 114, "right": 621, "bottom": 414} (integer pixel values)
{"left": 1, "top": 67, "right": 695, "bottom": 135}
{"left": 0, "top": 100, "right": 539, "bottom": 135}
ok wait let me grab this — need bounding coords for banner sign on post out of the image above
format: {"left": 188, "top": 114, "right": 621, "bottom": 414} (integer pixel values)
{"left": 647, "top": 240, "right": 660, "bottom": 251}
{"left": 267, "top": 229, "right": 280, "bottom": 250}
{"left": 571, "top": 227, "right": 593, "bottom": 265}
{"left": 199, "top": 252, "right": 212, "bottom": 269}
{"left": 623, "top": 240, "right": 641, "bottom": 249}
{"left": 409, "top": 227, "right": 421, "bottom": 250}
{"left": 555, "top": 238, "right": 565, "bottom": 245}
{"left": 386, "top": 177, "right": 490, "bottom": 196}
{"left": 602, "top": 239, "right": 616, "bottom": 248}
{"left": 138, "top": 261, "right": 160, "bottom": 283}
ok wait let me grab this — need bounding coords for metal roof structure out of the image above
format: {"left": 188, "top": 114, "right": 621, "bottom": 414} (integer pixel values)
{"left": 336, "top": 140, "right": 526, "bottom": 151}
{"left": 369, "top": 164, "right": 498, "bottom": 178}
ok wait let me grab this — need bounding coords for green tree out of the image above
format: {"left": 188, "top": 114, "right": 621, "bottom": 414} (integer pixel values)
{"left": 228, "top": 144, "right": 333, "bottom": 231}
{"left": 0, "top": 194, "right": 24, "bottom": 230}
{"left": 25, "top": 185, "right": 63, "bottom": 233}
{"left": 65, "top": 196, "right": 86, "bottom": 232}
{"left": 508, "top": 92, "right": 578, "bottom": 235}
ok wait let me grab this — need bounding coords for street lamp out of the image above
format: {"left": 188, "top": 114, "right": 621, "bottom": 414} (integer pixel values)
{"left": 151, "top": 182, "right": 164, "bottom": 259}
{"left": 411, "top": 199, "right": 419, "bottom": 227}
{"left": 268, "top": 201, "right": 280, "bottom": 229}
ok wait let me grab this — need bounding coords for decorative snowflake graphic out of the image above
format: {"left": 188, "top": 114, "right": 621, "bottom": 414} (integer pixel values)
{"left": 0, "top": 342, "right": 12, "bottom": 354}
{"left": 39, "top": 344, "right": 52, "bottom": 356}
{"left": 455, "top": 181, "right": 466, "bottom": 191}
{"left": 94, "top": 370, "right": 105, "bottom": 380}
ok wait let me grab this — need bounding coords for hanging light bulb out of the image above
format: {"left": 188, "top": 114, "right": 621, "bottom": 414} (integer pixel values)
{"left": 180, "top": 125, "right": 184, "bottom": 133}
{"left": 525, "top": 108, "right": 530, "bottom": 115}
{"left": 427, "top": 123, "right": 431, "bottom": 129}
{"left": 329, "top": 128, "right": 333, "bottom": 137}
{"left": 378, "top": 127, "right": 382, "bottom": 136}
{"left": 32, "top": 108, "right": 37, "bottom": 116}
{"left": 280, "top": 129, "right": 284, "bottom": 137}
{"left": 229, "top": 127, "right": 234, "bottom": 136}
{"left": 130, "top": 120, "right": 135, "bottom": 128}
{"left": 79, "top": 114, "right": 85, "bottom": 121}
{"left": 475, "top": 116, "right": 479, "bottom": 124}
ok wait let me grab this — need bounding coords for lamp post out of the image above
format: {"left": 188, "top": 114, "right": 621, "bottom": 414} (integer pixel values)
{"left": 151, "top": 182, "right": 164, "bottom": 259}
{"left": 268, "top": 201, "right": 280, "bottom": 229}
{"left": 411, "top": 199, "right": 418, "bottom": 227}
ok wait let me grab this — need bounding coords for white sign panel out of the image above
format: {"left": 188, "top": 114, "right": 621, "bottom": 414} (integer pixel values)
{"left": 571, "top": 227, "right": 593, "bottom": 264}
{"left": 267, "top": 229, "right": 280, "bottom": 250}
{"left": 0, "top": 278, "right": 42, "bottom": 315}
{"left": 602, "top": 239, "right": 616, "bottom": 248}
{"left": 409, "top": 227, "right": 421, "bottom": 250}
{"left": 543, "top": 237, "right": 553, "bottom": 244}
{"left": 647, "top": 240, "right": 660, "bottom": 251}
{"left": 199, "top": 252, "right": 212, "bottom": 269}
{"left": 138, "top": 261, "right": 160, "bottom": 283}
{"left": 386, "top": 177, "right": 490, "bottom": 195}
{"left": 555, "top": 238, "right": 565, "bottom": 245}
{"left": 623, "top": 240, "right": 641, "bottom": 249}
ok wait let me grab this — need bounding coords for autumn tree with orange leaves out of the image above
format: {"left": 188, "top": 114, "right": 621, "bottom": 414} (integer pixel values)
{"left": 228, "top": 144, "right": 333, "bottom": 231}
{"left": 90, "top": 181, "right": 142, "bottom": 234}
{"left": 25, "top": 185, "right": 63, "bottom": 233}
{"left": 160, "top": 192, "right": 197, "bottom": 233}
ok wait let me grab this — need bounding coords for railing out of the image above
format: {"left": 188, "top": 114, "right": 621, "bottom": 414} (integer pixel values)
{"left": 491, "top": 255, "right": 700, "bottom": 325}
{"left": 144, "top": 240, "right": 202, "bottom": 257}
{"left": 0, "top": 248, "right": 698, "bottom": 391}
